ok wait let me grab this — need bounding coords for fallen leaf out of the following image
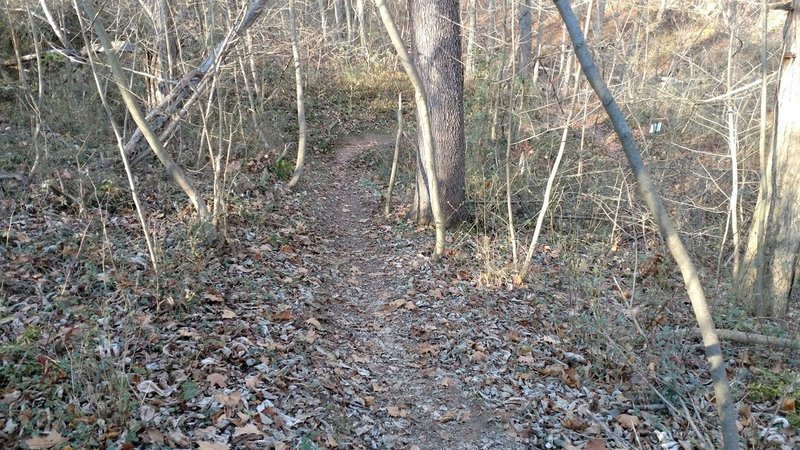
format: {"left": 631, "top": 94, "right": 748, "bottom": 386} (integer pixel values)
{"left": 540, "top": 364, "right": 564, "bottom": 377}
{"left": 617, "top": 413, "right": 640, "bottom": 429}
{"left": 24, "top": 431, "right": 67, "bottom": 449}
{"left": 168, "top": 429, "right": 191, "bottom": 446}
{"left": 780, "top": 397, "right": 796, "bottom": 413}
{"left": 562, "top": 416, "right": 589, "bottom": 431}
{"left": 221, "top": 308, "right": 237, "bottom": 319}
{"left": 233, "top": 423, "right": 263, "bottom": 437}
{"left": 441, "top": 377, "right": 455, "bottom": 388}
{"left": 145, "top": 428, "right": 165, "bottom": 445}
{"left": 518, "top": 355, "right": 534, "bottom": 364}
{"left": 584, "top": 439, "right": 608, "bottom": 450}
{"left": 304, "top": 329, "right": 318, "bottom": 344}
{"left": 470, "top": 351, "right": 486, "bottom": 362}
{"left": 197, "top": 441, "right": 229, "bottom": 450}
{"left": 418, "top": 343, "right": 436, "bottom": 354}
{"left": 561, "top": 367, "right": 581, "bottom": 388}
{"left": 213, "top": 391, "right": 242, "bottom": 408}
{"left": 245, "top": 374, "right": 261, "bottom": 390}
{"left": 203, "top": 293, "right": 224, "bottom": 302}
{"left": 387, "top": 406, "right": 401, "bottom": 417}
{"left": 273, "top": 310, "right": 293, "bottom": 321}
{"left": 306, "top": 317, "right": 321, "bottom": 328}
{"left": 325, "top": 433, "right": 338, "bottom": 447}
{"left": 207, "top": 373, "right": 227, "bottom": 388}
{"left": 363, "top": 396, "right": 375, "bottom": 406}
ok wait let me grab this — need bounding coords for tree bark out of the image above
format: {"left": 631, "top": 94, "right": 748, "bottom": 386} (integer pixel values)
{"left": 518, "top": 0, "right": 532, "bottom": 75}
{"left": 737, "top": 0, "right": 800, "bottom": 317}
{"left": 552, "top": 1, "right": 739, "bottom": 448}
{"left": 464, "top": 0, "right": 477, "bottom": 79}
{"left": 374, "top": 0, "right": 446, "bottom": 259}
{"left": 409, "top": 0, "right": 466, "bottom": 227}
{"left": 288, "top": 0, "right": 308, "bottom": 187}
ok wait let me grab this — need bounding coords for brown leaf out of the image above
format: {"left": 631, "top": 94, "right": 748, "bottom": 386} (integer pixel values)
{"left": 386, "top": 406, "right": 401, "bottom": 417}
{"left": 561, "top": 367, "right": 581, "bottom": 388}
{"left": 197, "top": 442, "right": 229, "bottom": 450}
{"left": 470, "top": 351, "right": 486, "bottom": 362}
{"left": 245, "top": 374, "right": 261, "bottom": 390}
{"left": 780, "top": 397, "right": 796, "bottom": 412}
{"left": 304, "top": 329, "right": 318, "bottom": 344}
{"left": 273, "top": 310, "right": 293, "bottom": 321}
{"left": 207, "top": 373, "right": 227, "bottom": 388}
{"left": 440, "top": 377, "right": 455, "bottom": 388}
{"left": 540, "top": 364, "right": 564, "bottom": 377}
{"left": 204, "top": 293, "right": 224, "bottom": 302}
{"left": 583, "top": 439, "right": 608, "bottom": 450}
{"left": 518, "top": 355, "right": 534, "bottom": 365}
{"left": 221, "top": 309, "right": 237, "bottom": 319}
{"left": 418, "top": 343, "right": 436, "bottom": 354}
{"left": 168, "top": 429, "right": 191, "bottom": 446}
{"left": 363, "top": 396, "right": 375, "bottom": 406}
{"left": 145, "top": 428, "right": 166, "bottom": 445}
{"left": 562, "top": 416, "right": 589, "bottom": 431}
{"left": 616, "top": 413, "right": 640, "bottom": 429}
{"left": 233, "top": 423, "right": 263, "bottom": 437}
{"left": 213, "top": 392, "right": 241, "bottom": 408}
{"left": 306, "top": 317, "right": 322, "bottom": 328}
{"left": 24, "top": 431, "right": 67, "bottom": 449}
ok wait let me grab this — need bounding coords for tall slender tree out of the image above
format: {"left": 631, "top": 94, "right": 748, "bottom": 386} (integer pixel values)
{"left": 409, "top": 0, "right": 466, "bottom": 227}
{"left": 737, "top": 0, "right": 800, "bottom": 317}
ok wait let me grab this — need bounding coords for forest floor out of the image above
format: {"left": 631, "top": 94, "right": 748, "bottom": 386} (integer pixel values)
{"left": 1, "top": 130, "right": 799, "bottom": 449}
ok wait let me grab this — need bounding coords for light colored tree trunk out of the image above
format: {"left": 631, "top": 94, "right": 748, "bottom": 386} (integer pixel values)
{"left": 385, "top": 93, "right": 402, "bottom": 217}
{"left": 356, "top": 0, "right": 366, "bottom": 47}
{"left": 333, "top": 0, "right": 344, "bottom": 39}
{"left": 518, "top": 0, "right": 532, "bottom": 75}
{"left": 726, "top": 0, "right": 740, "bottom": 278}
{"left": 344, "top": 0, "right": 354, "bottom": 41}
{"left": 409, "top": 0, "right": 466, "bottom": 227}
{"left": 465, "top": 0, "right": 477, "bottom": 79}
{"left": 552, "top": 1, "right": 738, "bottom": 447}
{"left": 374, "top": 0, "right": 446, "bottom": 259}
{"left": 737, "top": 0, "right": 800, "bottom": 317}
{"left": 594, "top": 0, "right": 606, "bottom": 39}
{"left": 288, "top": 0, "right": 308, "bottom": 187}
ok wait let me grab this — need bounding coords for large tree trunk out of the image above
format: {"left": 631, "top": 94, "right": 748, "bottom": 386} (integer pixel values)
{"left": 737, "top": 0, "right": 800, "bottom": 317}
{"left": 409, "top": 0, "right": 466, "bottom": 227}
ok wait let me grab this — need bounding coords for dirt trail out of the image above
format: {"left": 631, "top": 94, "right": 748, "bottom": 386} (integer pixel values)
{"left": 307, "top": 134, "right": 513, "bottom": 449}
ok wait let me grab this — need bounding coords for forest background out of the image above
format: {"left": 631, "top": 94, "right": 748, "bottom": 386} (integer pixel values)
{"left": 0, "top": 0, "right": 799, "bottom": 448}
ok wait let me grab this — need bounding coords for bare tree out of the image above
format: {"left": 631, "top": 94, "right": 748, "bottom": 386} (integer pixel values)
{"left": 737, "top": 0, "right": 800, "bottom": 317}
{"left": 409, "top": 0, "right": 466, "bottom": 227}
{"left": 78, "top": 0, "right": 217, "bottom": 243}
{"left": 552, "top": 0, "right": 739, "bottom": 447}
{"left": 374, "top": 0, "right": 446, "bottom": 259}
{"left": 287, "top": 0, "right": 308, "bottom": 187}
